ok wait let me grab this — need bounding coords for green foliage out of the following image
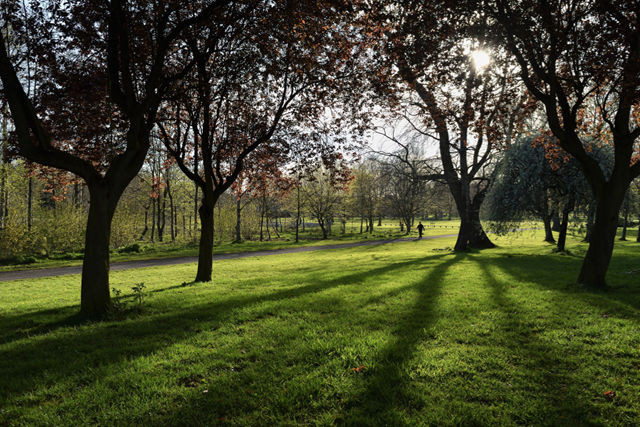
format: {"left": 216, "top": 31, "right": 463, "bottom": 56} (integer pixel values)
{"left": 130, "top": 282, "right": 146, "bottom": 313}
{"left": 117, "top": 243, "right": 143, "bottom": 254}
{"left": 1, "top": 231, "right": 639, "bottom": 426}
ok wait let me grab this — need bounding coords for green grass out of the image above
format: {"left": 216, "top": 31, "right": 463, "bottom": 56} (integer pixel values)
{"left": 0, "top": 219, "right": 463, "bottom": 273}
{"left": 1, "top": 229, "right": 639, "bottom": 426}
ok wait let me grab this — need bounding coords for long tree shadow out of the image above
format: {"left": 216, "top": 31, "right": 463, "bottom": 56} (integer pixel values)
{"left": 483, "top": 251, "right": 640, "bottom": 319}
{"left": 469, "top": 254, "right": 604, "bottom": 426}
{"left": 0, "top": 248, "right": 458, "bottom": 424}
{"left": 335, "top": 252, "right": 467, "bottom": 425}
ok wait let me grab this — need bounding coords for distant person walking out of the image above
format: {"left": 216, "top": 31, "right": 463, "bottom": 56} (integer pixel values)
{"left": 417, "top": 222, "right": 424, "bottom": 239}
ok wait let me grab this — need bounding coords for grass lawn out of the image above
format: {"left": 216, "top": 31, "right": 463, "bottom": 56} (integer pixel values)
{"left": 1, "top": 229, "right": 639, "bottom": 426}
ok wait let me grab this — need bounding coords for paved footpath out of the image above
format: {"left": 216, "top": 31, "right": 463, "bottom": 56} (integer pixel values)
{"left": 0, "top": 233, "right": 458, "bottom": 282}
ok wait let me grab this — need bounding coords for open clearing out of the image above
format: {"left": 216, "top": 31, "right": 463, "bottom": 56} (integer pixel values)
{"left": 1, "top": 230, "right": 639, "bottom": 426}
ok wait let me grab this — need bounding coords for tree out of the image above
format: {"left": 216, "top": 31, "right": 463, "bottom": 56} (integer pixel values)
{"left": 0, "top": 0, "right": 233, "bottom": 317}
{"left": 491, "top": 0, "right": 640, "bottom": 286}
{"left": 369, "top": 0, "right": 531, "bottom": 251}
{"left": 301, "top": 165, "right": 351, "bottom": 240}
{"left": 348, "top": 160, "right": 382, "bottom": 234}
{"left": 486, "top": 134, "right": 602, "bottom": 250}
{"left": 159, "top": 0, "right": 369, "bottom": 282}
{"left": 378, "top": 148, "right": 434, "bottom": 234}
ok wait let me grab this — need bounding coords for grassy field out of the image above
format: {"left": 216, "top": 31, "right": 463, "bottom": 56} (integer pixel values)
{"left": 0, "top": 219, "right": 464, "bottom": 273}
{"left": 1, "top": 228, "right": 639, "bottom": 426}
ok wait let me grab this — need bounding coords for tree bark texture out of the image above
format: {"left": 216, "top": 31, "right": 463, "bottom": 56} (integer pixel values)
{"left": 578, "top": 178, "right": 628, "bottom": 287}
{"left": 195, "top": 202, "right": 214, "bottom": 282}
{"left": 80, "top": 183, "right": 114, "bottom": 318}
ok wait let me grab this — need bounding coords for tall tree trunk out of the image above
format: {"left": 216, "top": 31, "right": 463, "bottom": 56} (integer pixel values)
{"left": 453, "top": 202, "right": 470, "bottom": 251}
{"left": 266, "top": 213, "right": 271, "bottom": 240}
{"left": 167, "top": 181, "right": 175, "bottom": 242}
{"left": 0, "top": 109, "right": 7, "bottom": 229}
{"left": 319, "top": 220, "right": 327, "bottom": 239}
{"left": 150, "top": 196, "right": 156, "bottom": 242}
{"left": 235, "top": 198, "right": 242, "bottom": 242}
{"left": 369, "top": 216, "right": 374, "bottom": 234}
{"left": 584, "top": 202, "right": 595, "bottom": 243}
{"left": 556, "top": 205, "right": 571, "bottom": 252}
{"left": 552, "top": 210, "right": 561, "bottom": 232}
{"left": 543, "top": 214, "right": 555, "bottom": 243}
{"left": 619, "top": 202, "right": 628, "bottom": 241}
{"left": 195, "top": 199, "right": 214, "bottom": 282}
{"left": 295, "top": 186, "right": 300, "bottom": 243}
{"left": 0, "top": 159, "right": 5, "bottom": 229}
{"left": 259, "top": 211, "right": 264, "bottom": 241}
{"left": 468, "top": 189, "right": 495, "bottom": 249}
{"left": 80, "top": 183, "right": 115, "bottom": 318}
{"left": 140, "top": 209, "right": 149, "bottom": 239}
{"left": 27, "top": 176, "right": 32, "bottom": 232}
{"left": 578, "top": 178, "right": 627, "bottom": 287}
{"left": 157, "top": 193, "right": 165, "bottom": 242}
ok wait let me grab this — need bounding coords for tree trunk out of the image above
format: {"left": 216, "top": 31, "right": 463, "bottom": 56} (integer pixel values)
{"left": 295, "top": 186, "right": 300, "bottom": 243}
{"left": 619, "top": 204, "right": 628, "bottom": 241}
{"left": 266, "top": 213, "right": 271, "bottom": 240}
{"left": 0, "top": 109, "right": 7, "bottom": 229}
{"left": 543, "top": 214, "right": 555, "bottom": 243}
{"left": 468, "top": 191, "right": 495, "bottom": 249}
{"left": 195, "top": 200, "right": 214, "bottom": 282}
{"left": 167, "top": 182, "right": 175, "bottom": 242}
{"left": 319, "top": 220, "right": 327, "bottom": 239}
{"left": 552, "top": 210, "right": 561, "bottom": 232}
{"left": 259, "top": 211, "right": 264, "bottom": 241}
{"left": 578, "top": 181, "right": 626, "bottom": 287}
{"left": 0, "top": 157, "right": 5, "bottom": 229}
{"left": 27, "top": 177, "right": 32, "bottom": 232}
{"left": 80, "top": 183, "right": 114, "bottom": 318}
{"left": 556, "top": 206, "right": 570, "bottom": 252}
{"left": 235, "top": 198, "right": 242, "bottom": 242}
{"left": 140, "top": 210, "right": 149, "bottom": 239}
{"left": 369, "top": 216, "right": 374, "bottom": 234}
{"left": 157, "top": 192, "right": 166, "bottom": 242}
{"left": 150, "top": 196, "right": 156, "bottom": 242}
{"left": 404, "top": 217, "right": 412, "bottom": 234}
{"left": 454, "top": 211, "right": 471, "bottom": 250}
{"left": 584, "top": 202, "right": 595, "bottom": 243}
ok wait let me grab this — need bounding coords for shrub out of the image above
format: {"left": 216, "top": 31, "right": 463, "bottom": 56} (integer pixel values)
{"left": 118, "top": 243, "right": 143, "bottom": 254}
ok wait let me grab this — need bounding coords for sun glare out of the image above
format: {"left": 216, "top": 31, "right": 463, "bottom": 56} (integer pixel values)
{"left": 472, "top": 50, "right": 490, "bottom": 69}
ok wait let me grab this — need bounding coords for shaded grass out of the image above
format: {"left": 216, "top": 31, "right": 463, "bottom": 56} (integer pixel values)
{"left": 0, "top": 231, "right": 639, "bottom": 426}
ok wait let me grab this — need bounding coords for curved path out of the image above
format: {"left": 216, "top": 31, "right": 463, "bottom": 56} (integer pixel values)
{"left": 0, "top": 233, "right": 458, "bottom": 282}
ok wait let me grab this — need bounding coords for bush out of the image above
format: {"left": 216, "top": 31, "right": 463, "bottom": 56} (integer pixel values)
{"left": 118, "top": 243, "right": 143, "bottom": 254}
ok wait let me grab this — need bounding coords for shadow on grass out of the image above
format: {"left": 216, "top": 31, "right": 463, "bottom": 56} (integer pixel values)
{"left": 2, "top": 240, "right": 637, "bottom": 426}
{"left": 0, "top": 249, "right": 457, "bottom": 426}
{"left": 471, "top": 255, "right": 603, "bottom": 426}
{"left": 481, "top": 249, "right": 640, "bottom": 316}
{"left": 338, "top": 252, "right": 466, "bottom": 425}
